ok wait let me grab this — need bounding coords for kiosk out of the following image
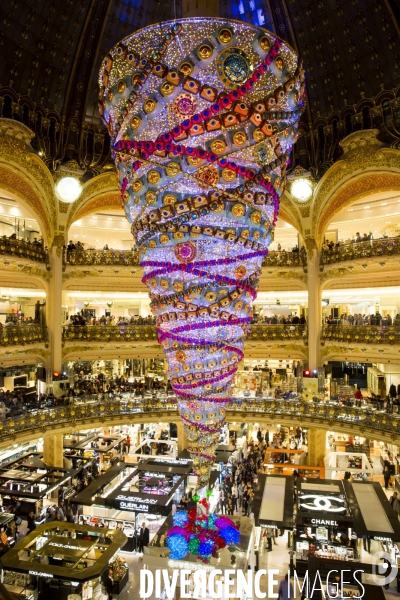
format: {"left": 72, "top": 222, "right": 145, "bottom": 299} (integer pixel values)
{"left": 1, "top": 522, "right": 128, "bottom": 600}
{"left": 295, "top": 479, "right": 357, "bottom": 575}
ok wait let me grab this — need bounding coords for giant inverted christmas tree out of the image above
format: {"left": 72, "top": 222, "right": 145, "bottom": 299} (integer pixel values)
{"left": 100, "top": 18, "right": 304, "bottom": 486}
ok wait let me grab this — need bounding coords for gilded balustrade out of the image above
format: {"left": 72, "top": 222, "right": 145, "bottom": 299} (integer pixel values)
{"left": 322, "top": 325, "right": 400, "bottom": 344}
{"left": 63, "top": 248, "right": 140, "bottom": 266}
{"left": 321, "top": 237, "right": 400, "bottom": 265}
{"left": 0, "top": 238, "right": 49, "bottom": 263}
{"left": 0, "top": 397, "right": 398, "bottom": 445}
{"left": 0, "top": 325, "right": 48, "bottom": 346}
{"left": 63, "top": 324, "right": 307, "bottom": 343}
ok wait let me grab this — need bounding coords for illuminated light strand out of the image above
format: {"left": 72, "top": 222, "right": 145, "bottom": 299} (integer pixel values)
{"left": 180, "top": 416, "right": 220, "bottom": 433}
{"left": 141, "top": 250, "right": 266, "bottom": 270}
{"left": 156, "top": 317, "right": 251, "bottom": 342}
{"left": 172, "top": 367, "right": 237, "bottom": 390}
{"left": 143, "top": 267, "right": 261, "bottom": 300}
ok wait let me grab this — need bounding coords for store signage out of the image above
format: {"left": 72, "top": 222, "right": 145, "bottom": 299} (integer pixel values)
{"left": 153, "top": 458, "right": 191, "bottom": 465}
{"left": 299, "top": 495, "right": 346, "bottom": 513}
{"left": 116, "top": 494, "right": 158, "bottom": 513}
{"left": 49, "top": 542, "right": 82, "bottom": 551}
{"left": 168, "top": 560, "right": 214, "bottom": 573}
{"left": 374, "top": 536, "right": 392, "bottom": 542}
{"left": 144, "top": 471, "right": 166, "bottom": 479}
{"left": 29, "top": 571, "right": 54, "bottom": 578}
{"left": 311, "top": 519, "right": 339, "bottom": 526}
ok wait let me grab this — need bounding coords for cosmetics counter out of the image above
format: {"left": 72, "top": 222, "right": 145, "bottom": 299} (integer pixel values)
{"left": 73, "top": 457, "right": 193, "bottom": 553}
{"left": 63, "top": 433, "right": 126, "bottom": 474}
{"left": 295, "top": 479, "right": 357, "bottom": 576}
{"left": 0, "top": 453, "right": 84, "bottom": 517}
{"left": 1, "top": 522, "right": 128, "bottom": 600}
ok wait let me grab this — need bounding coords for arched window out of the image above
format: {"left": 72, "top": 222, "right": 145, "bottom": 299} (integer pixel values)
{"left": 344, "top": 114, "right": 352, "bottom": 136}
{"left": 22, "top": 105, "right": 30, "bottom": 127}
{"left": 362, "top": 106, "right": 371, "bottom": 130}
{"left": 2, "top": 96, "right": 12, "bottom": 119}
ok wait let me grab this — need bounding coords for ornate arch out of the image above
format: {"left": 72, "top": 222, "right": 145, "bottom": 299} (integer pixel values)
{"left": 66, "top": 171, "right": 119, "bottom": 228}
{"left": 72, "top": 191, "right": 122, "bottom": 222}
{"left": 311, "top": 129, "right": 400, "bottom": 247}
{"left": 0, "top": 118, "right": 56, "bottom": 243}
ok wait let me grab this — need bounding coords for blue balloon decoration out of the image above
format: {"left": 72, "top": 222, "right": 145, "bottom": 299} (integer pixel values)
{"left": 219, "top": 526, "right": 240, "bottom": 545}
{"left": 172, "top": 510, "right": 189, "bottom": 527}
{"left": 167, "top": 533, "right": 189, "bottom": 560}
{"left": 198, "top": 539, "right": 215, "bottom": 557}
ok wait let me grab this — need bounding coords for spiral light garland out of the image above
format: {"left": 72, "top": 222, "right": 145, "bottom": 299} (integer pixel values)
{"left": 100, "top": 18, "right": 305, "bottom": 486}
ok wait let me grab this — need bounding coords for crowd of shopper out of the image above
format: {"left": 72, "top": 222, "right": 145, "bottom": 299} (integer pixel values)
{"left": 326, "top": 312, "right": 400, "bottom": 326}
{"left": 252, "top": 313, "right": 307, "bottom": 325}
{"left": 64, "top": 313, "right": 156, "bottom": 327}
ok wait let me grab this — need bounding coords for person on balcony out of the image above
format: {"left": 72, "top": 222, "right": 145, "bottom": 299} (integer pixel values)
{"left": 355, "top": 232, "right": 362, "bottom": 242}
{"left": 299, "top": 315, "right": 306, "bottom": 325}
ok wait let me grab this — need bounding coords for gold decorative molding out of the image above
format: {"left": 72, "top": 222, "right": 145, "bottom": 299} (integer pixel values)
{"left": 0, "top": 346, "right": 50, "bottom": 360}
{"left": 0, "top": 118, "right": 57, "bottom": 241}
{"left": 0, "top": 262, "right": 50, "bottom": 282}
{"left": 276, "top": 270, "right": 307, "bottom": 283}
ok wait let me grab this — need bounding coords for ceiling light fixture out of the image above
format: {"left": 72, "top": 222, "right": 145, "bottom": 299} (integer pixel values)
{"left": 291, "top": 178, "right": 313, "bottom": 202}
{"left": 55, "top": 177, "right": 82, "bottom": 203}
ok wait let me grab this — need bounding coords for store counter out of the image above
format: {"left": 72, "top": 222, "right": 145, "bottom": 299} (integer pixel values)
{"left": 1, "top": 522, "right": 128, "bottom": 600}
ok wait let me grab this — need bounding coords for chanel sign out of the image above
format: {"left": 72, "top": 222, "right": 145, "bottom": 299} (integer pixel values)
{"left": 300, "top": 495, "right": 346, "bottom": 513}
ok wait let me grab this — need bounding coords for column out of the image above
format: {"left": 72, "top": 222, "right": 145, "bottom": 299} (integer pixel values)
{"left": 43, "top": 433, "right": 64, "bottom": 468}
{"left": 307, "top": 428, "right": 326, "bottom": 467}
{"left": 176, "top": 422, "right": 188, "bottom": 454}
{"left": 48, "top": 244, "right": 63, "bottom": 373}
{"left": 307, "top": 245, "right": 322, "bottom": 371}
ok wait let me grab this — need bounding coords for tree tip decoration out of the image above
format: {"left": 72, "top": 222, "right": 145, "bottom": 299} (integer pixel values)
{"left": 166, "top": 496, "right": 240, "bottom": 563}
{"left": 101, "top": 18, "right": 305, "bottom": 486}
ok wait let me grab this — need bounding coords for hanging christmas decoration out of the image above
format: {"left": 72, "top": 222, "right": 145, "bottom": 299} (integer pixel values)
{"left": 100, "top": 18, "right": 305, "bottom": 486}
{"left": 166, "top": 493, "right": 239, "bottom": 563}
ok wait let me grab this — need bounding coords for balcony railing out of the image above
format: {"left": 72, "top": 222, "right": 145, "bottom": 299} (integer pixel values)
{"left": 64, "top": 248, "right": 140, "bottom": 266}
{"left": 321, "top": 237, "right": 400, "bottom": 265}
{"left": 263, "top": 250, "right": 307, "bottom": 267}
{"left": 63, "top": 249, "right": 306, "bottom": 269}
{"left": 0, "top": 325, "right": 48, "bottom": 346}
{"left": 247, "top": 324, "right": 307, "bottom": 340}
{"left": 62, "top": 324, "right": 158, "bottom": 342}
{"left": 0, "top": 396, "right": 398, "bottom": 445}
{"left": 322, "top": 325, "right": 400, "bottom": 344}
{"left": 62, "top": 324, "right": 307, "bottom": 343}
{"left": 0, "top": 238, "right": 49, "bottom": 264}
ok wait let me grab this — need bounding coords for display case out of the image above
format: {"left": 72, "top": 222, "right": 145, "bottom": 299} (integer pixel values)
{"left": 78, "top": 515, "right": 137, "bottom": 553}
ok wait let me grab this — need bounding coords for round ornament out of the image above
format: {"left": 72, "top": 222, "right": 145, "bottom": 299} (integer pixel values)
{"left": 174, "top": 241, "right": 197, "bottom": 264}
{"left": 217, "top": 48, "right": 253, "bottom": 87}
{"left": 173, "top": 92, "right": 198, "bottom": 119}
{"left": 235, "top": 265, "right": 247, "bottom": 279}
